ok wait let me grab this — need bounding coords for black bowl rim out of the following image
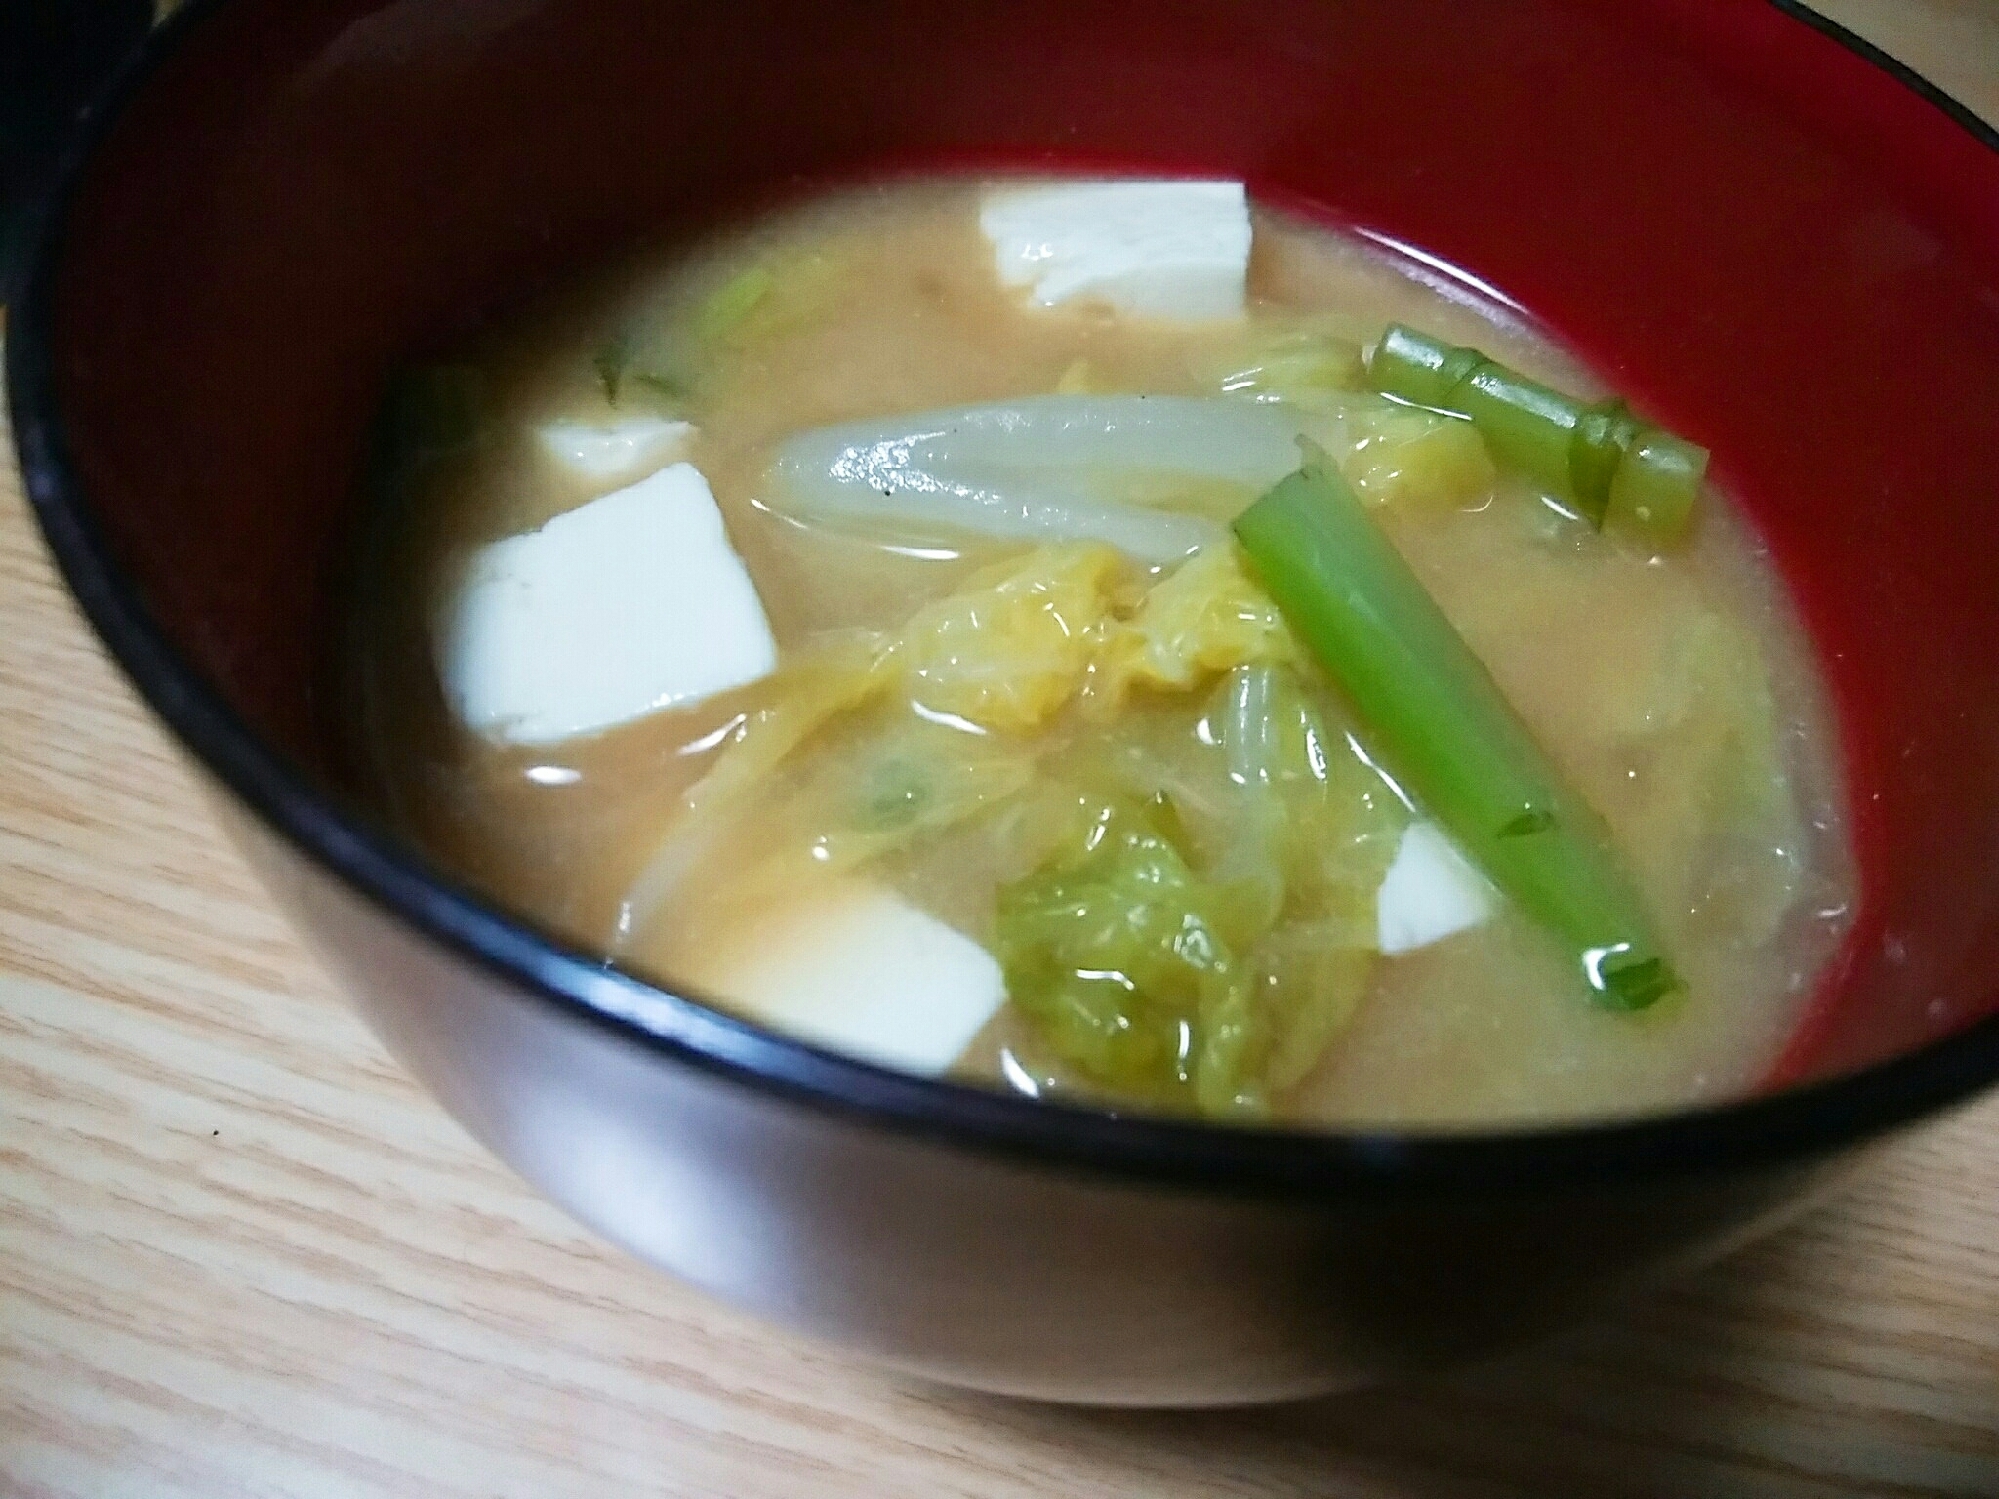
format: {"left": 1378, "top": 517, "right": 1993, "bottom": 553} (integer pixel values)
{"left": 10, "top": 0, "right": 1999, "bottom": 1199}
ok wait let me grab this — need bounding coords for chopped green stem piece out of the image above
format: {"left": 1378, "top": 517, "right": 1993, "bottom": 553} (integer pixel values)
{"left": 697, "top": 264, "right": 774, "bottom": 344}
{"left": 1600, "top": 955, "right": 1676, "bottom": 1009}
{"left": 593, "top": 338, "right": 690, "bottom": 409}
{"left": 1568, "top": 397, "right": 1635, "bottom": 523}
{"left": 592, "top": 337, "right": 630, "bottom": 404}
{"left": 1606, "top": 429, "right": 1705, "bottom": 542}
{"left": 858, "top": 756, "right": 933, "bottom": 831}
{"left": 630, "top": 370, "right": 688, "bottom": 403}
{"left": 1233, "top": 448, "right": 1679, "bottom": 1009}
{"left": 1367, "top": 324, "right": 1707, "bottom": 545}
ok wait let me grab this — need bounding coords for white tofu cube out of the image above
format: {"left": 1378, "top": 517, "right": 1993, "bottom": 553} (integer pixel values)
{"left": 679, "top": 879, "right": 1007, "bottom": 1077}
{"left": 1376, "top": 821, "right": 1498, "bottom": 956}
{"left": 979, "top": 179, "right": 1251, "bottom": 322}
{"left": 435, "top": 463, "right": 777, "bottom": 745}
{"left": 538, "top": 415, "right": 696, "bottom": 482}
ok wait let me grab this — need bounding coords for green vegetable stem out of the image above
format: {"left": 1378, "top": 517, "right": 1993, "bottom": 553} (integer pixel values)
{"left": 1233, "top": 447, "right": 1679, "bottom": 1009}
{"left": 1367, "top": 323, "right": 1707, "bottom": 545}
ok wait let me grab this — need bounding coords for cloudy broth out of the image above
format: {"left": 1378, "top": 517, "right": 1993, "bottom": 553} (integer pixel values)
{"left": 347, "top": 179, "right": 1852, "bottom": 1127}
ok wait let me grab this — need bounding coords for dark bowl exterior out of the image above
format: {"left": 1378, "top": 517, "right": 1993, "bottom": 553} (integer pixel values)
{"left": 224, "top": 793, "right": 1884, "bottom": 1404}
{"left": 13, "top": 0, "right": 1999, "bottom": 1402}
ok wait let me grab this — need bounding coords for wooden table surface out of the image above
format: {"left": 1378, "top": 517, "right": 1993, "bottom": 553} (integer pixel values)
{"left": 5, "top": 5, "right": 1998, "bottom": 1495}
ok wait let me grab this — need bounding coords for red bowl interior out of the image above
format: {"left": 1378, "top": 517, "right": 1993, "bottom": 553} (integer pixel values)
{"left": 32, "top": 0, "right": 1999, "bottom": 1089}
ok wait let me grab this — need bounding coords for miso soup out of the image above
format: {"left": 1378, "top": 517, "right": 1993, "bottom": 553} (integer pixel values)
{"left": 345, "top": 178, "right": 1853, "bottom": 1127}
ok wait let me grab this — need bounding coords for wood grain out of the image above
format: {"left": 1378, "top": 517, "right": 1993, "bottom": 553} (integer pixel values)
{"left": 3, "top": 5, "right": 1997, "bottom": 1494}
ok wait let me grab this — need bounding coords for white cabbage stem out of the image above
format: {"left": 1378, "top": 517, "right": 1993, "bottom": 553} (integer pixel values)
{"left": 767, "top": 395, "right": 1309, "bottom": 564}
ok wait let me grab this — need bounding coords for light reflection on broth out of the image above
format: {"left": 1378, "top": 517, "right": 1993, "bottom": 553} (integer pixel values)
{"left": 346, "top": 179, "right": 1852, "bottom": 1127}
